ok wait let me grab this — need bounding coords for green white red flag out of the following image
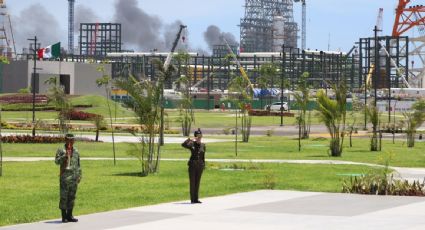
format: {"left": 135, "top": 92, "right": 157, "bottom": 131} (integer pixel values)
{"left": 37, "top": 42, "right": 60, "bottom": 59}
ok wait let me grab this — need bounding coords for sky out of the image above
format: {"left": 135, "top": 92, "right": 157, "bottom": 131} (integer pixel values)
{"left": 4, "top": 0, "right": 425, "bottom": 54}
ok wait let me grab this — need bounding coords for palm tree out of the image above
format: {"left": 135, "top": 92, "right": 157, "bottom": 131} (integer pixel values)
{"left": 228, "top": 74, "right": 252, "bottom": 142}
{"left": 258, "top": 63, "right": 278, "bottom": 107}
{"left": 403, "top": 99, "right": 425, "bottom": 148}
{"left": 316, "top": 82, "right": 347, "bottom": 157}
{"left": 293, "top": 72, "right": 311, "bottom": 139}
{"left": 367, "top": 105, "right": 381, "bottom": 151}
{"left": 45, "top": 77, "right": 71, "bottom": 134}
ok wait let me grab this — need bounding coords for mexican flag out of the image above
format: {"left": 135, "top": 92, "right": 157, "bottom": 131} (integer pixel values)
{"left": 37, "top": 42, "right": 60, "bottom": 59}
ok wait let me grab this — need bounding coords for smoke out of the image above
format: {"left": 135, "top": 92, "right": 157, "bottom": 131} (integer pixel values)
{"left": 113, "top": 0, "right": 190, "bottom": 52}
{"left": 13, "top": 3, "right": 63, "bottom": 52}
{"left": 114, "top": 0, "right": 165, "bottom": 51}
{"left": 74, "top": 4, "right": 101, "bottom": 33}
{"left": 204, "top": 25, "right": 238, "bottom": 51}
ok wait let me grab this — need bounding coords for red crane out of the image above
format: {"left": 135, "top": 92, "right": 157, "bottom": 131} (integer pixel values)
{"left": 392, "top": 0, "right": 425, "bottom": 36}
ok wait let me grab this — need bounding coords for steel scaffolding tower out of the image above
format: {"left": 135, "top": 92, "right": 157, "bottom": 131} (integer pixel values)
{"left": 79, "top": 23, "right": 122, "bottom": 56}
{"left": 68, "top": 0, "right": 75, "bottom": 54}
{"left": 240, "top": 0, "right": 298, "bottom": 52}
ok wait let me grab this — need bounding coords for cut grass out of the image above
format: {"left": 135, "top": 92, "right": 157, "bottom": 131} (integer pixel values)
{"left": 0, "top": 160, "right": 374, "bottom": 226}
{"left": 3, "top": 136, "right": 425, "bottom": 167}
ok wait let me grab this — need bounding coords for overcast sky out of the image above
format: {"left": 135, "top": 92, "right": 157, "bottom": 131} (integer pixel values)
{"left": 5, "top": 0, "right": 423, "bottom": 53}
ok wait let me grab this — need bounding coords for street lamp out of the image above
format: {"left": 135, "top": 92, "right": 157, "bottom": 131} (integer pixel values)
{"left": 280, "top": 45, "right": 286, "bottom": 126}
{"left": 27, "top": 36, "right": 38, "bottom": 137}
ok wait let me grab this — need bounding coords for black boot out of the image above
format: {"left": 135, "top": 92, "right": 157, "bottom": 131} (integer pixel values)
{"left": 67, "top": 209, "right": 78, "bottom": 222}
{"left": 61, "top": 209, "right": 68, "bottom": 223}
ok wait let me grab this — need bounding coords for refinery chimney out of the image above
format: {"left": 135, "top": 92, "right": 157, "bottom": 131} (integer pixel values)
{"left": 68, "top": 0, "right": 75, "bottom": 54}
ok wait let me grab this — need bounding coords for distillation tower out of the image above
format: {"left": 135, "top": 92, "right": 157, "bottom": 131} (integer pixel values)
{"left": 240, "top": 0, "right": 298, "bottom": 52}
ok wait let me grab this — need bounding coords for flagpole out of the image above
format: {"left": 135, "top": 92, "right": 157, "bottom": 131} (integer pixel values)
{"left": 27, "top": 36, "right": 38, "bottom": 137}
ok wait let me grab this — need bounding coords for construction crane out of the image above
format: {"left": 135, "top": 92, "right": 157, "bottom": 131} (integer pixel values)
{"left": 294, "top": 0, "right": 306, "bottom": 50}
{"left": 160, "top": 24, "right": 187, "bottom": 146}
{"left": 163, "top": 25, "right": 187, "bottom": 72}
{"left": 222, "top": 36, "right": 254, "bottom": 94}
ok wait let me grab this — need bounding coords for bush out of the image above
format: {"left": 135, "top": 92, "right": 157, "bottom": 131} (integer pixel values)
{"left": 342, "top": 174, "right": 425, "bottom": 196}
{"left": 63, "top": 109, "right": 101, "bottom": 121}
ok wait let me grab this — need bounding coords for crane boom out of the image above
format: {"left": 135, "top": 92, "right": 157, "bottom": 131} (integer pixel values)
{"left": 222, "top": 37, "right": 254, "bottom": 94}
{"left": 163, "top": 25, "right": 187, "bottom": 72}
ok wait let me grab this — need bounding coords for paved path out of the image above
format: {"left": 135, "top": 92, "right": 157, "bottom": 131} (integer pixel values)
{"left": 3, "top": 157, "right": 425, "bottom": 182}
{"left": 2, "top": 190, "right": 425, "bottom": 230}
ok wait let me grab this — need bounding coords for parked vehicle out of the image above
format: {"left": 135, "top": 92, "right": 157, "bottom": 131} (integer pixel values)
{"left": 264, "top": 102, "right": 288, "bottom": 111}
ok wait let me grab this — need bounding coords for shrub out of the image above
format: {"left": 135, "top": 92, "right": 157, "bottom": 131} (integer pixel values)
{"left": 63, "top": 109, "right": 100, "bottom": 121}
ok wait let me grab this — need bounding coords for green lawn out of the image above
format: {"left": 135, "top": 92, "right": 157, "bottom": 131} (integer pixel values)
{"left": 0, "top": 160, "right": 374, "bottom": 226}
{"left": 3, "top": 136, "right": 425, "bottom": 167}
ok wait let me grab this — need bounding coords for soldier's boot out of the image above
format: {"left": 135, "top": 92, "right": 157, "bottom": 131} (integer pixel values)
{"left": 61, "top": 209, "right": 68, "bottom": 223}
{"left": 67, "top": 209, "right": 78, "bottom": 222}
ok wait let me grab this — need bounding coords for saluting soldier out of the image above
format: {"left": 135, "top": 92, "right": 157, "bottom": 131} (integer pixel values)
{"left": 182, "top": 128, "right": 206, "bottom": 204}
{"left": 55, "top": 133, "right": 81, "bottom": 223}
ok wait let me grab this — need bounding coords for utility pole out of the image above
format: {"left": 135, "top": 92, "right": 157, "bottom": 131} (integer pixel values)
{"left": 280, "top": 45, "right": 285, "bottom": 126}
{"left": 28, "top": 36, "right": 38, "bottom": 137}
{"left": 373, "top": 26, "right": 381, "bottom": 108}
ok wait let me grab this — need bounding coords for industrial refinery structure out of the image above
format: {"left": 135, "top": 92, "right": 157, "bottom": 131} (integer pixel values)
{"left": 0, "top": 0, "right": 424, "bottom": 108}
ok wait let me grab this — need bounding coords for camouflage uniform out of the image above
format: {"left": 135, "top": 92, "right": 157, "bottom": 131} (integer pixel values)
{"left": 55, "top": 144, "right": 81, "bottom": 222}
{"left": 182, "top": 138, "right": 205, "bottom": 203}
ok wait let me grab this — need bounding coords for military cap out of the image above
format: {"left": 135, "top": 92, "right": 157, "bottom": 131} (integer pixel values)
{"left": 65, "top": 133, "right": 75, "bottom": 139}
{"left": 194, "top": 128, "right": 202, "bottom": 137}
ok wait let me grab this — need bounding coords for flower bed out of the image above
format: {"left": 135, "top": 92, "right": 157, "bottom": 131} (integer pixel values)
{"left": 0, "top": 135, "right": 98, "bottom": 143}
{"left": 0, "top": 94, "right": 48, "bottom": 104}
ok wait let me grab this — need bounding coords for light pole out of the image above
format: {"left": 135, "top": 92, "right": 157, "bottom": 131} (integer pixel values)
{"left": 280, "top": 45, "right": 285, "bottom": 126}
{"left": 28, "top": 36, "right": 38, "bottom": 137}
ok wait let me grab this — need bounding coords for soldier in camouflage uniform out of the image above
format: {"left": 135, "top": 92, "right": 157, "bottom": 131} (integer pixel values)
{"left": 182, "top": 128, "right": 205, "bottom": 204}
{"left": 55, "top": 133, "right": 82, "bottom": 223}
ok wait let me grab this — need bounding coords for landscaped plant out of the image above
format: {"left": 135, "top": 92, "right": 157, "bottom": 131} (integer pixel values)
{"left": 228, "top": 73, "right": 253, "bottom": 143}
{"left": 315, "top": 81, "right": 347, "bottom": 157}
{"left": 45, "top": 77, "right": 71, "bottom": 134}
{"left": 402, "top": 99, "right": 425, "bottom": 148}
{"left": 367, "top": 105, "right": 381, "bottom": 151}
{"left": 293, "top": 72, "right": 312, "bottom": 140}
{"left": 342, "top": 152, "right": 425, "bottom": 196}
{"left": 115, "top": 73, "right": 163, "bottom": 176}
{"left": 91, "top": 115, "right": 106, "bottom": 142}
{"left": 174, "top": 52, "right": 195, "bottom": 137}
{"left": 96, "top": 62, "right": 117, "bottom": 165}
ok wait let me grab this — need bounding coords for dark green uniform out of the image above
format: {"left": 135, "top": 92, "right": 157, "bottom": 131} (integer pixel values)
{"left": 55, "top": 145, "right": 81, "bottom": 220}
{"left": 182, "top": 138, "right": 205, "bottom": 203}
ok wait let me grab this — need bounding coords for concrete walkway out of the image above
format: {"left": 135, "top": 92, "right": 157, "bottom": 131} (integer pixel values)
{"left": 2, "top": 190, "right": 425, "bottom": 230}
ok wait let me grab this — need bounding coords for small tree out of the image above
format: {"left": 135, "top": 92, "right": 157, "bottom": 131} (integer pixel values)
{"left": 91, "top": 115, "right": 106, "bottom": 142}
{"left": 258, "top": 63, "right": 278, "bottom": 106}
{"left": 96, "top": 63, "right": 117, "bottom": 165}
{"left": 228, "top": 74, "right": 252, "bottom": 142}
{"left": 403, "top": 99, "right": 425, "bottom": 148}
{"left": 316, "top": 82, "right": 347, "bottom": 157}
{"left": 367, "top": 105, "right": 381, "bottom": 151}
{"left": 115, "top": 75, "right": 162, "bottom": 176}
{"left": 174, "top": 52, "right": 195, "bottom": 136}
{"left": 45, "top": 77, "right": 71, "bottom": 134}
{"left": 293, "top": 72, "right": 311, "bottom": 139}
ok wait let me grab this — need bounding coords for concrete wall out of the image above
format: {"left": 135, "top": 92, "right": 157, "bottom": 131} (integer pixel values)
{"left": 1, "top": 61, "right": 28, "bottom": 93}
{"left": 1, "top": 60, "right": 112, "bottom": 96}
{"left": 74, "top": 62, "right": 110, "bottom": 97}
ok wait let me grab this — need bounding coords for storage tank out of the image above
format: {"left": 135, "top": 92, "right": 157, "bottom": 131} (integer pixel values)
{"left": 272, "top": 14, "right": 285, "bottom": 52}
